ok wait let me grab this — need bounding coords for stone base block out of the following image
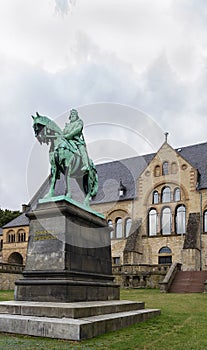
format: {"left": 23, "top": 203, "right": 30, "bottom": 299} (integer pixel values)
{"left": 0, "top": 300, "right": 145, "bottom": 318}
{"left": 15, "top": 198, "right": 119, "bottom": 303}
{"left": 0, "top": 300, "right": 160, "bottom": 340}
{"left": 15, "top": 278, "right": 120, "bottom": 302}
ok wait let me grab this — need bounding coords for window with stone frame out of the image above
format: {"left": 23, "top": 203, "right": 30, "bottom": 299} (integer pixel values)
{"left": 175, "top": 205, "right": 186, "bottom": 234}
{"left": 148, "top": 208, "right": 158, "bottom": 236}
{"left": 158, "top": 246, "right": 172, "bottom": 264}
{"left": 7, "top": 230, "right": 15, "bottom": 243}
{"left": 115, "top": 218, "right": 123, "bottom": 238}
{"left": 17, "top": 229, "right": 26, "bottom": 242}
{"left": 162, "top": 161, "right": 169, "bottom": 175}
{"left": 161, "top": 186, "right": 171, "bottom": 203}
{"left": 204, "top": 210, "right": 207, "bottom": 233}
{"left": 174, "top": 187, "right": 181, "bottom": 202}
{"left": 113, "top": 257, "right": 121, "bottom": 264}
{"left": 152, "top": 190, "right": 159, "bottom": 204}
{"left": 125, "top": 218, "right": 132, "bottom": 237}
{"left": 108, "top": 220, "right": 114, "bottom": 239}
{"left": 161, "top": 207, "right": 172, "bottom": 235}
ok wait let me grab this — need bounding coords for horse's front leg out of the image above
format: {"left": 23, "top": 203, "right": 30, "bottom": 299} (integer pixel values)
{"left": 65, "top": 165, "right": 71, "bottom": 198}
{"left": 49, "top": 168, "right": 56, "bottom": 197}
{"left": 45, "top": 163, "right": 56, "bottom": 198}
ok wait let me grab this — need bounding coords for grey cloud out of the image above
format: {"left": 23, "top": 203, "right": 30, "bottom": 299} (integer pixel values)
{"left": 140, "top": 54, "right": 188, "bottom": 115}
{"left": 1, "top": 23, "right": 207, "bottom": 208}
{"left": 55, "top": 0, "right": 76, "bottom": 15}
{"left": 173, "top": 0, "right": 207, "bottom": 28}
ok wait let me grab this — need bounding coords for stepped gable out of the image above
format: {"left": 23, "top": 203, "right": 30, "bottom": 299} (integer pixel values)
{"left": 183, "top": 212, "right": 200, "bottom": 249}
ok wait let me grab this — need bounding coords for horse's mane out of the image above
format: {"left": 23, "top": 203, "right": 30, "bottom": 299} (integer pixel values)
{"left": 33, "top": 113, "right": 62, "bottom": 135}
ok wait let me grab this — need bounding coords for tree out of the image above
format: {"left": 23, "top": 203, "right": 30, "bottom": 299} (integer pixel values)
{"left": 0, "top": 208, "right": 21, "bottom": 227}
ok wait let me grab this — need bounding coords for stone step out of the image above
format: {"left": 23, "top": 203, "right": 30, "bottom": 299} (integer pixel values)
{"left": 0, "top": 300, "right": 145, "bottom": 319}
{"left": 169, "top": 271, "right": 207, "bottom": 293}
{"left": 0, "top": 308, "right": 160, "bottom": 341}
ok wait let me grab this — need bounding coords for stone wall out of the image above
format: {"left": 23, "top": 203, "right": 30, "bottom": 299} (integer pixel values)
{"left": 0, "top": 263, "right": 24, "bottom": 290}
{"left": 112, "top": 264, "right": 169, "bottom": 288}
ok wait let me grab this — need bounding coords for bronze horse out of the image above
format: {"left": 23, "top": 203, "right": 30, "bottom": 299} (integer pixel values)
{"left": 32, "top": 112, "right": 98, "bottom": 206}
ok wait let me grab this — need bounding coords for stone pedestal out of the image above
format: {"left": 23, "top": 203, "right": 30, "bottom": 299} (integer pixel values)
{"left": 15, "top": 197, "right": 119, "bottom": 302}
{"left": 5, "top": 197, "right": 160, "bottom": 340}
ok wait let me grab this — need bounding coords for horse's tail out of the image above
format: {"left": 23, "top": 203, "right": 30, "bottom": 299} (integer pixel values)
{"left": 83, "top": 161, "right": 98, "bottom": 198}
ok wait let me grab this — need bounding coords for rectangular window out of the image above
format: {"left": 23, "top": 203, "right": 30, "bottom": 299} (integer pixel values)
{"left": 113, "top": 257, "right": 121, "bottom": 264}
{"left": 159, "top": 256, "right": 172, "bottom": 264}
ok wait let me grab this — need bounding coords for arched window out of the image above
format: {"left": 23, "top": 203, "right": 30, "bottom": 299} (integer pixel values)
{"left": 108, "top": 220, "right": 114, "bottom": 239}
{"left": 174, "top": 188, "right": 181, "bottom": 202}
{"left": 158, "top": 246, "right": 172, "bottom": 264}
{"left": 161, "top": 207, "right": 172, "bottom": 235}
{"left": 204, "top": 211, "right": 207, "bottom": 233}
{"left": 7, "top": 230, "right": 15, "bottom": 243}
{"left": 162, "top": 161, "right": 169, "bottom": 175}
{"left": 152, "top": 191, "right": 159, "bottom": 204}
{"left": 159, "top": 246, "right": 172, "bottom": 254}
{"left": 154, "top": 165, "right": 161, "bottom": 177}
{"left": 175, "top": 205, "right": 186, "bottom": 234}
{"left": 115, "top": 218, "right": 123, "bottom": 238}
{"left": 161, "top": 186, "right": 171, "bottom": 203}
{"left": 125, "top": 218, "right": 132, "bottom": 237}
{"left": 148, "top": 209, "right": 158, "bottom": 236}
{"left": 17, "top": 229, "right": 26, "bottom": 242}
{"left": 171, "top": 162, "right": 178, "bottom": 174}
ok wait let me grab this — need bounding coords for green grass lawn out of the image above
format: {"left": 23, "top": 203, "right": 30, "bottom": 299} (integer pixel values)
{"left": 0, "top": 289, "right": 207, "bottom": 350}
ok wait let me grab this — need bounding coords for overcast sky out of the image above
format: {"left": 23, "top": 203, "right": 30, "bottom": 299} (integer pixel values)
{"left": 1, "top": 0, "right": 207, "bottom": 210}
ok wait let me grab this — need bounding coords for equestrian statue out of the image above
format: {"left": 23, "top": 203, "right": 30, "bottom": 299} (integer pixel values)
{"left": 32, "top": 109, "right": 98, "bottom": 206}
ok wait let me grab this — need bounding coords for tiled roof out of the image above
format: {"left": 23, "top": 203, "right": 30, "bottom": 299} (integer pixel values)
{"left": 3, "top": 141, "right": 207, "bottom": 228}
{"left": 91, "top": 153, "right": 155, "bottom": 204}
{"left": 3, "top": 212, "right": 30, "bottom": 229}
{"left": 175, "top": 142, "right": 207, "bottom": 189}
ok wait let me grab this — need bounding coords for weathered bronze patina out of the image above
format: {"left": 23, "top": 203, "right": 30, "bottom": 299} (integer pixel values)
{"left": 32, "top": 109, "right": 98, "bottom": 206}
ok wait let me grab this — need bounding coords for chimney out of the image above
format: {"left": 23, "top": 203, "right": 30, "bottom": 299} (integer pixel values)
{"left": 22, "top": 204, "right": 30, "bottom": 213}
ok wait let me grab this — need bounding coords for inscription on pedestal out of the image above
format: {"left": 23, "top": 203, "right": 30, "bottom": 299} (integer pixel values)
{"left": 34, "top": 230, "right": 58, "bottom": 241}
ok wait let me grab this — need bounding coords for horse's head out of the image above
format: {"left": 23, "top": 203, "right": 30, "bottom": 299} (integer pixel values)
{"left": 32, "top": 112, "right": 49, "bottom": 145}
{"left": 32, "top": 112, "right": 62, "bottom": 145}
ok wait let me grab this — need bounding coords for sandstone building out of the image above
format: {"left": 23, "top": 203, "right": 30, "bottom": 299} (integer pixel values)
{"left": 2, "top": 139, "right": 207, "bottom": 287}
